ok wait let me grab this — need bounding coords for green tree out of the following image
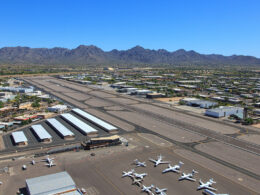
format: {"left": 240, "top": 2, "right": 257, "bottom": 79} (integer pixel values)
{"left": 0, "top": 101, "right": 4, "bottom": 108}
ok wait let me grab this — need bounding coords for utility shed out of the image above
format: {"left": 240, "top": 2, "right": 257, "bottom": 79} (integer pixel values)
{"left": 31, "top": 125, "right": 52, "bottom": 142}
{"left": 46, "top": 118, "right": 74, "bottom": 140}
{"left": 61, "top": 113, "right": 98, "bottom": 136}
{"left": 72, "top": 108, "right": 118, "bottom": 133}
{"left": 12, "top": 131, "right": 28, "bottom": 146}
{"left": 26, "top": 171, "right": 79, "bottom": 195}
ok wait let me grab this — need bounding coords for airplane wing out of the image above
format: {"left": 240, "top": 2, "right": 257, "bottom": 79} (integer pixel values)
{"left": 206, "top": 186, "right": 217, "bottom": 191}
{"left": 160, "top": 161, "right": 171, "bottom": 164}
{"left": 162, "top": 168, "right": 169, "bottom": 173}
{"left": 149, "top": 159, "right": 157, "bottom": 163}
{"left": 186, "top": 177, "right": 196, "bottom": 182}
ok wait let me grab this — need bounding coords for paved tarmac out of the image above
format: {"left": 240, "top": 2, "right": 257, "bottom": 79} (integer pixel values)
{"left": 0, "top": 133, "right": 257, "bottom": 195}
{"left": 13, "top": 75, "right": 260, "bottom": 193}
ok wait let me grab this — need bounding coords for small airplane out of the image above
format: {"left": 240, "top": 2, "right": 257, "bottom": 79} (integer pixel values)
{"left": 22, "top": 165, "right": 27, "bottom": 170}
{"left": 42, "top": 155, "right": 54, "bottom": 164}
{"left": 179, "top": 169, "right": 198, "bottom": 182}
{"left": 30, "top": 160, "right": 36, "bottom": 165}
{"left": 0, "top": 181, "right": 2, "bottom": 185}
{"left": 130, "top": 176, "right": 142, "bottom": 187}
{"left": 122, "top": 169, "right": 135, "bottom": 177}
{"left": 149, "top": 155, "right": 170, "bottom": 167}
{"left": 155, "top": 187, "right": 167, "bottom": 195}
{"left": 133, "top": 159, "right": 146, "bottom": 167}
{"left": 197, "top": 178, "right": 217, "bottom": 191}
{"left": 133, "top": 172, "right": 148, "bottom": 179}
{"left": 203, "top": 189, "right": 229, "bottom": 195}
{"left": 141, "top": 184, "right": 154, "bottom": 195}
{"left": 45, "top": 160, "right": 56, "bottom": 167}
{"left": 162, "top": 161, "right": 184, "bottom": 173}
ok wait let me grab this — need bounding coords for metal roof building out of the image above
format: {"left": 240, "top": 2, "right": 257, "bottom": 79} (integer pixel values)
{"left": 26, "top": 171, "right": 80, "bottom": 195}
{"left": 31, "top": 125, "right": 52, "bottom": 142}
{"left": 72, "top": 108, "right": 118, "bottom": 133}
{"left": 46, "top": 118, "right": 74, "bottom": 139}
{"left": 61, "top": 113, "right": 98, "bottom": 136}
{"left": 205, "top": 106, "right": 244, "bottom": 118}
{"left": 12, "top": 131, "right": 28, "bottom": 146}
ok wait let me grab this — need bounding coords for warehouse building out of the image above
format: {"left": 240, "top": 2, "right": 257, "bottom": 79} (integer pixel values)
{"left": 61, "top": 113, "right": 98, "bottom": 136}
{"left": 146, "top": 93, "right": 165, "bottom": 99}
{"left": 48, "top": 104, "right": 68, "bottom": 113}
{"left": 26, "top": 171, "right": 81, "bottom": 195}
{"left": 46, "top": 118, "right": 75, "bottom": 140}
{"left": 205, "top": 106, "right": 244, "bottom": 118}
{"left": 180, "top": 98, "right": 218, "bottom": 108}
{"left": 31, "top": 125, "right": 52, "bottom": 143}
{"left": 12, "top": 131, "right": 28, "bottom": 146}
{"left": 131, "top": 89, "right": 152, "bottom": 95}
{"left": 72, "top": 108, "right": 118, "bottom": 133}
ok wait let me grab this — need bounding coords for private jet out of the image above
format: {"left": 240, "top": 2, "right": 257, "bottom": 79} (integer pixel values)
{"left": 162, "top": 161, "right": 184, "bottom": 173}
{"left": 203, "top": 189, "right": 229, "bottom": 195}
{"left": 45, "top": 160, "right": 56, "bottom": 168}
{"left": 141, "top": 184, "right": 154, "bottom": 195}
{"left": 122, "top": 169, "right": 135, "bottom": 177}
{"left": 42, "top": 155, "right": 54, "bottom": 164}
{"left": 30, "top": 160, "right": 36, "bottom": 165}
{"left": 133, "top": 159, "right": 146, "bottom": 167}
{"left": 130, "top": 176, "right": 143, "bottom": 187}
{"left": 149, "top": 155, "right": 170, "bottom": 167}
{"left": 155, "top": 187, "right": 167, "bottom": 195}
{"left": 134, "top": 172, "right": 148, "bottom": 179}
{"left": 179, "top": 169, "right": 198, "bottom": 182}
{"left": 197, "top": 178, "right": 217, "bottom": 191}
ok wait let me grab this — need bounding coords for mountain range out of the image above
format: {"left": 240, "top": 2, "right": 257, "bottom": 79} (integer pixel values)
{"left": 0, "top": 45, "right": 259, "bottom": 67}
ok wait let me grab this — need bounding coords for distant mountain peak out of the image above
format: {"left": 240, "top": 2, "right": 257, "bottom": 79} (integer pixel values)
{"left": 0, "top": 45, "right": 259, "bottom": 66}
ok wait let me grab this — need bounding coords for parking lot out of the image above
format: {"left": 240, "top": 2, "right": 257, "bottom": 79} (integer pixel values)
{"left": 2, "top": 110, "right": 122, "bottom": 150}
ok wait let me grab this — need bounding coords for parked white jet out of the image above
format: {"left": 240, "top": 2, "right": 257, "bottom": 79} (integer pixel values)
{"left": 203, "top": 189, "right": 229, "bottom": 195}
{"left": 122, "top": 169, "right": 135, "bottom": 177}
{"left": 197, "top": 179, "right": 217, "bottom": 191}
{"left": 30, "top": 160, "right": 36, "bottom": 165}
{"left": 130, "top": 176, "right": 142, "bottom": 187}
{"left": 155, "top": 187, "right": 167, "bottom": 195}
{"left": 134, "top": 159, "right": 146, "bottom": 167}
{"left": 42, "top": 155, "right": 54, "bottom": 164}
{"left": 179, "top": 169, "right": 198, "bottom": 181}
{"left": 162, "top": 161, "right": 184, "bottom": 173}
{"left": 45, "top": 160, "right": 56, "bottom": 167}
{"left": 141, "top": 184, "right": 154, "bottom": 195}
{"left": 149, "top": 155, "right": 170, "bottom": 167}
{"left": 134, "top": 172, "right": 147, "bottom": 179}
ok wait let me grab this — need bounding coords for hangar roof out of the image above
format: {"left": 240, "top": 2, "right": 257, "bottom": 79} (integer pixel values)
{"left": 12, "top": 131, "right": 28, "bottom": 143}
{"left": 26, "top": 171, "right": 76, "bottom": 195}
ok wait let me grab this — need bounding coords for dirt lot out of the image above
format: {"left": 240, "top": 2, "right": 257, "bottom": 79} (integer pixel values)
{"left": 155, "top": 97, "right": 183, "bottom": 102}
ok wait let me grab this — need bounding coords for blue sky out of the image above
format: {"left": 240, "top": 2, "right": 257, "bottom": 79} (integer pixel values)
{"left": 0, "top": 0, "right": 259, "bottom": 57}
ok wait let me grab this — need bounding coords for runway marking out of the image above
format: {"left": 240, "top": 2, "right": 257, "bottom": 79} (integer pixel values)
{"left": 94, "top": 167, "right": 124, "bottom": 195}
